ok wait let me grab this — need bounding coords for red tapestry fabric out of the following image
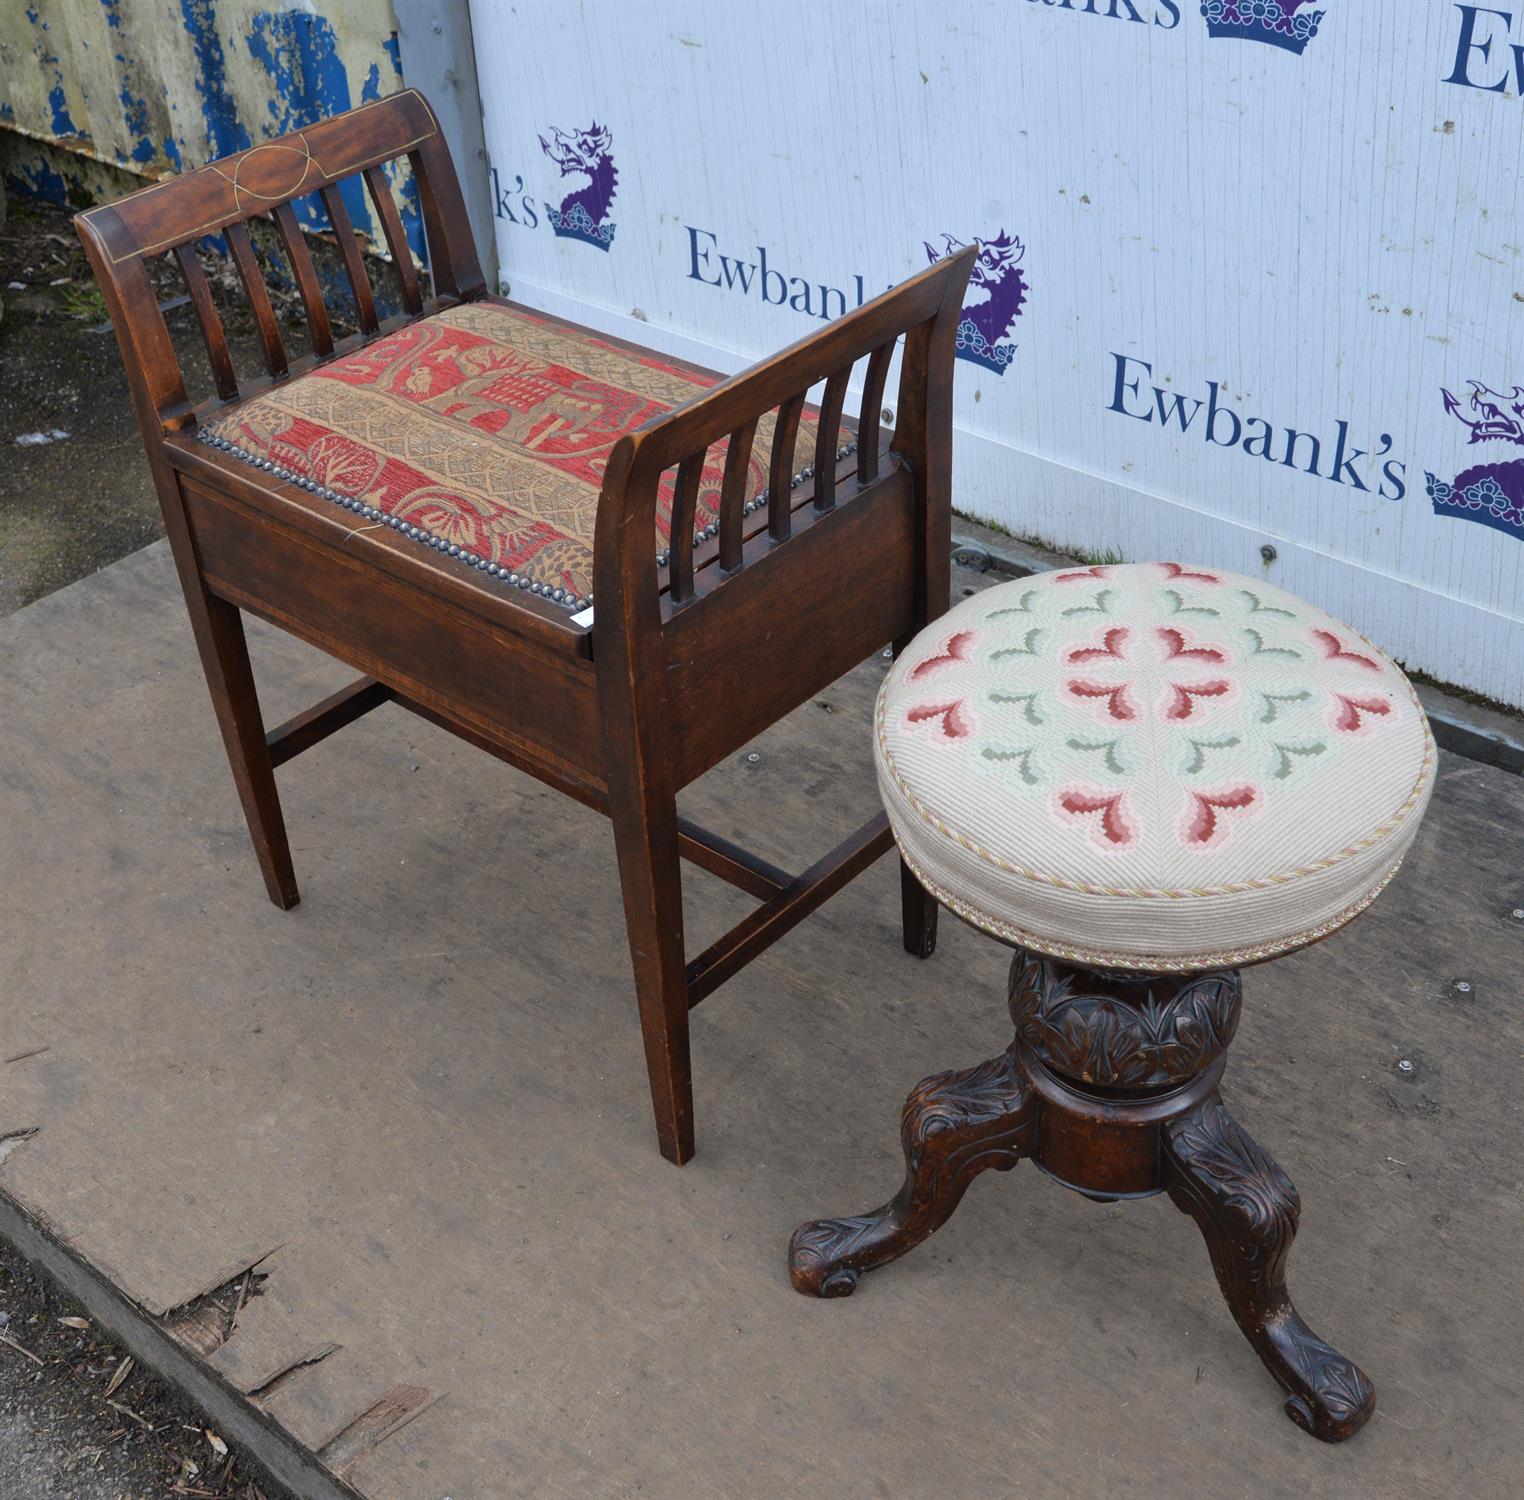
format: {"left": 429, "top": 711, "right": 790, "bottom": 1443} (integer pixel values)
{"left": 196, "top": 301, "right": 818, "bottom": 610}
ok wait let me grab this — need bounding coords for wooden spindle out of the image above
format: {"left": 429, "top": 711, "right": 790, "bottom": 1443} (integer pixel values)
{"left": 224, "top": 222, "right": 287, "bottom": 379}
{"left": 362, "top": 165, "right": 423, "bottom": 316}
{"left": 172, "top": 243, "right": 238, "bottom": 401}
{"left": 857, "top": 341, "right": 894, "bottom": 483}
{"left": 406, "top": 142, "right": 481, "bottom": 301}
{"left": 272, "top": 201, "right": 334, "bottom": 358}
{"left": 320, "top": 181, "right": 379, "bottom": 333}
{"left": 717, "top": 417, "right": 758, "bottom": 573}
{"left": 668, "top": 454, "right": 705, "bottom": 605}
{"left": 767, "top": 394, "right": 805, "bottom": 543}
{"left": 813, "top": 366, "right": 850, "bottom": 511}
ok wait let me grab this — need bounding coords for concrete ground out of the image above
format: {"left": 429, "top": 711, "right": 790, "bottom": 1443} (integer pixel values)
{"left": 1, "top": 536, "right": 1521, "bottom": 1498}
{"left": 0, "top": 195, "right": 328, "bottom": 1500}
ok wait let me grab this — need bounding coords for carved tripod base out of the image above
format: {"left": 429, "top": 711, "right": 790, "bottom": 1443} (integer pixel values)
{"left": 789, "top": 949, "right": 1375, "bottom": 1443}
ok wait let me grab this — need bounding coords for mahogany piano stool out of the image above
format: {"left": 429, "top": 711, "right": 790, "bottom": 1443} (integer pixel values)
{"left": 788, "top": 561, "right": 1435, "bottom": 1441}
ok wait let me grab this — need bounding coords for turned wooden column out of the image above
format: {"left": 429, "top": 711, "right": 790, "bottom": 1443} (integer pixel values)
{"left": 790, "top": 946, "right": 1375, "bottom": 1443}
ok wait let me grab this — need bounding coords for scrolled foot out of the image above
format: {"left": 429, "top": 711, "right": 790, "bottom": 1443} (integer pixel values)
{"left": 1164, "top": 1093, "right": 1375, "bottom": 1442}
{"left": 1281, "top": 1352, "right": 1376, "bottom": 1442}
{"left": 789, "top": 1048, "right": 1035, "bottom": 1297}
{"left": 788, "top": 1221, "right": 869, "bottom": 1297}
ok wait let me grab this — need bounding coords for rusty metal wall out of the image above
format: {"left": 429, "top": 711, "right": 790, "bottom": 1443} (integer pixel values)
{"left": 0, "top": 0, "right": 421, "bottom": 256}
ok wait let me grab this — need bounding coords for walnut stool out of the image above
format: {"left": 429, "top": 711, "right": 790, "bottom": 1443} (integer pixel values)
{"left": 789, "top": 562, "right": 1435, "bottom": 1441}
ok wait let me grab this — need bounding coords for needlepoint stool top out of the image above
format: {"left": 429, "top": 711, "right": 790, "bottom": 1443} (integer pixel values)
{"left": 196, "top": 301, "right": 817, "bottom": 612}
{"left": 876, "top": 562, "right": 1436, "bottom": 971}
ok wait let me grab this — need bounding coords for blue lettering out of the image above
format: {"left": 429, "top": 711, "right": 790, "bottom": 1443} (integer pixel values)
{"left": 1032, "top": 0, "right": 1179, "bottom": 24}
{"left": 1282, "top": 428, "right": 1322, "bottom": 475}
{"left": 687, "top": 226, "right": 721, "bottom": 287}
{"left": 759, "top": 245, "right": 787, "bottom": 305}
{"left": 490, "top": 167, "right": 519, "bottom": 225}
{"left": 719, "top": 253, "right": 756, "bottom": 293}
{"left": 1327, "top": 420, "right": 1370, "bottom": 490}
{"left": 1444, "top": 4, "right": 1514, "bottom": 92}
{"left": 1154, "top": 387, "right": 1202, "bottom": 431}
{"left": 1242, "top": 418, "right": 1276, "bottom": 461}
{"left": 1110, "top": 362, "right": 1405, "bottom": 500}
{"left": 688, "top": 234, "right": 874, "bottom": 321}
{"left": 1107, "top": 353, "right": 1155, "bottom": 420}
{"left": 1204, "top": 381, "right": 1241, "bottom": 447}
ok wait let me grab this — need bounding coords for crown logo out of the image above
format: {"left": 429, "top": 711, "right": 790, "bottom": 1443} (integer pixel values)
{"left": 539, "top": 121, "right": 618, "bottom": 252}
{"left": 1424, "top": 381, "right": 1524, "bottom": 542}
{"left": 1201, "top": 0, "right": 1325, "bottom": 55}
{"left": 924, "top": 230, "right": 1028, "bottom": 377}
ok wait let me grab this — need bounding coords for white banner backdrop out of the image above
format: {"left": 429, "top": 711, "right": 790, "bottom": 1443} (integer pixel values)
{"left": 469, "top": 0, "right": 1524, "bottom": 707}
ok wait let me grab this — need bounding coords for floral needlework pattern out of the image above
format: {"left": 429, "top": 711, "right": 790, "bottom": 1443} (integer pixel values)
{"left": 897, "top": 563, "right": 1408, "bottom": 856}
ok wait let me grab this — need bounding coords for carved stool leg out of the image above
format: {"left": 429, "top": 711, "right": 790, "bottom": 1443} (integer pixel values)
{"left": 789, "top": 1047, "right": 1035, "bottom": 1297}
{"left": 1163, "top": 1094, "right": 1376, "bottom": 1442}
{"left": 794, "top": 947, "right": 1373, "bottom": 1439}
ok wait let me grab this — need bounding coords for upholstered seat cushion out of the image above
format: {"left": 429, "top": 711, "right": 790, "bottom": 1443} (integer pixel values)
{"left": 196, "top": 301, "right": 820, "bottom": 612}
{"left": 876, "top": 563, "right": 1435, "bottom": 970}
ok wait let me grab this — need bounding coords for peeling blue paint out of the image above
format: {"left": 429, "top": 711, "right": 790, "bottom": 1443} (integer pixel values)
{"left": 118, "top": 81, "right": 157, "bottom": 163}
{"left": 247, "top": 10, "right": 352, "bottom": 125}
{"left": 47, "top": 82, "right": 78, "bottom": 138}
{"left": 26, "top": 2, "right": 87, "bottom": 141}
{"left": 6, "top": 0, "right": 426, "bottom": 271}
{"left": 180, "top": 0, "right": 252, "bottom": 158}
{"left": 247, "top": 9, "right": 370, "bottom": 239}
{"left": 5, "top": 157, "right": 70, "bottom": 205}
{"left": 397, "top": 166, "right": 426, "bottom": 260}
{"left": 382, "top": 34, "right": 423, "bottom": 257}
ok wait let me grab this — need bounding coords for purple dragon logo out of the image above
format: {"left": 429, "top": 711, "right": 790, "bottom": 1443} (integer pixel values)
{"left": 538, "top": 121, "right": 618, "bottom": 251}
{"left": 924, "top": 231, "right": 1028, "bottom": 376}
{"left": 1425, "top": 381, "right": 1524, "bottom": 541}
{"left": 1201, "top": 0, "right": 1325, "bottom": 54}
{"left": 1441, "top": 381, "right": 1524, "bottom": 446}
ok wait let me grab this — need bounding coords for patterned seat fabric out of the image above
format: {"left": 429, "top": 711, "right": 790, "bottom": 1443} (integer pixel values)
{"left": 876, "top": 563, "right": 1435, "bottom": 970}
{"left": 196, "top": 302, "right": 821, "bottom": 611}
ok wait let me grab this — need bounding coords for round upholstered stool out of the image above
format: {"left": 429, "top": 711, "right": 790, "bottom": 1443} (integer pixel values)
{"left": 789, "top": 561, "right": 1435, "bottom": 1441}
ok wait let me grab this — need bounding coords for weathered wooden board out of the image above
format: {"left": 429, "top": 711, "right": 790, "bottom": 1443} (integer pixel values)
{"left": 1, "top": 543, "right": 1521, "bottom": 1496}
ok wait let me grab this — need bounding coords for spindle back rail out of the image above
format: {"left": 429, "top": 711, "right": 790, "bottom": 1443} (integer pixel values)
{"left": 76, "top": 89, "right": 976, "bottom": 1164}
